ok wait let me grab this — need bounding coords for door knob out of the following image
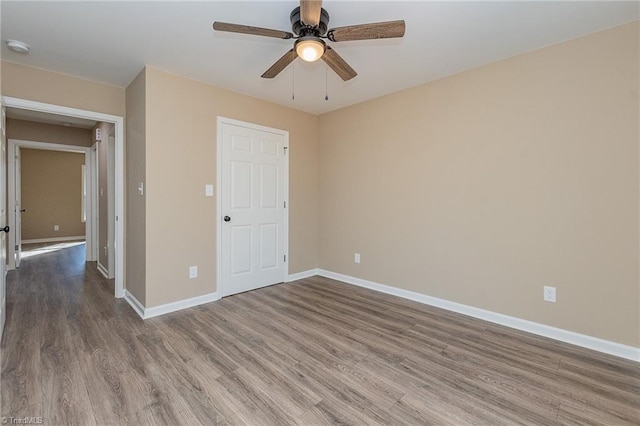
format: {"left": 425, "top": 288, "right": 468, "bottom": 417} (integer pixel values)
{"left": 20, "top": 209, "right": 26, "bottom": 213}
{"left": 1, "top": 225, "right": 9, "bottom": 233}
{"left": 223, "top": 216, "right": 231, "bottom": 222}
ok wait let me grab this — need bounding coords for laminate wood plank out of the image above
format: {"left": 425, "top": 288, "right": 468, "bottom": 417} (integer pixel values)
{"left": 439, "top": 346, "right": 562, "bottom": 413}
{"left": 412, "top": 323, "right": 563, "bottom": 371}
{"left": 39, "top": 294, "right": 97, "bottom": 425}
{"left": 233, "top": 366, "right": 314, "bottom": 418}
{"left": 308, "top": 398, "right": 387, "bottom": 425}
{"left": 303, "top": 354, "right": 406, "bottom": 411}
{"left": 555, "top": 359, "right": 640, "bottom": 409}
{"left": 41, "top": 359, "right": 97, "bottom": 426}
{"left": 184, "top": 325, "right": 317, "bottom": 414}
{"left": 399, "top": 357, "right": 561, "bottom": 425}
{"left": 389, "top": 391, "right": 498, "bottom": 426}
{"left": 253, "top": 288, "right": 364, "bottom": 334}
{"left": 118, "top": 369, "right": 183, "bottom": 426}
{"left": 215, "top": 368, "right": 298, "bottom": 426}
{"left": 1, "top": 295, "right": 43, "bottom": 416}
{"left": 558, "top": 357, "right": 640, "bottom": 395}
{"left": 441, "top": 342, "right": 640, "bottom": 423}
{"left": 134, "top": 331, "right": 230, "bottom": 424}
{"left": 293, "top": 359, "right": 411, "bottom": 425}
{"left": 364, "top": 353, "right": 543, "bottom": 425}
{"left": 556, "top": 398, "right": 640, "bottom": 426}
{"left": 75, "top": 344, "right": 127, "bottom": 424}
{"left": 190, "top": 309, "right": 300, "bottom": 372}
{"left": 231, "top": 292, "right": 371, "bottom": 367}
{"left": 279, "top": 281, "right": 418, "bottom": 333}
{"left": 163, "top": 316, "right": 240, "bottom": 375}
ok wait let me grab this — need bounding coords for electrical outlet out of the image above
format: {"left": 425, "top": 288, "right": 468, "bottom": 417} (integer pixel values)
{"left": 189, "top": 266, "right": 198, "bottom": 279}
{"left": 544, "top": 286, "right": 556, "bottom": 303}
{"left": 354, "top": 253, "right": 360, "bottom": 264}
{"left": 54, "top": 225, "right": 59, "bottom": 231}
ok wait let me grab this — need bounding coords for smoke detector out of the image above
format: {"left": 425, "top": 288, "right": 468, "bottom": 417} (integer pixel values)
{"left": 6, "top": 40, "right": 30, "bottom": 54}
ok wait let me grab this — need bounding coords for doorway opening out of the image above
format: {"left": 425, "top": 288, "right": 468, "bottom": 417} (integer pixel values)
{"left": 8, "top": 141, "right": 93, "bottom": 269}
{"left": 4, "top": 97, "right": 125, "bottom": 298}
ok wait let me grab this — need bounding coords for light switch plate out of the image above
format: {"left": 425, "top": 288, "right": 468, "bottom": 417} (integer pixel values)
{"left": 189, "top": 266, "right": 198, "bottom": 279}
{"left": 205, "top": 184, "right": 214, "bottom": 197}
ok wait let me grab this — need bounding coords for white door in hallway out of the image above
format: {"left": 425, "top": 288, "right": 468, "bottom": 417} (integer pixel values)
{"left": 219, "top": 119, "right": 288, "bottom": 297}
{"left": 0, "top": 103, "right": 7, "bottom": 337}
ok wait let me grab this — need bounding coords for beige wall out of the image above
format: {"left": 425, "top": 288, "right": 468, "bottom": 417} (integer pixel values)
{"left": 125, "top": 70, "right": 147, "bottom": 305}
{"left": 1, "top": 61, "right": 125, "bottom": 117}
{"left": 143, "top": 66, "right": 319, "bottom": 307}
{"left": 318, "top": 22, "right": 640, "bottom": 347}
{"left": 6, "top": 118, "right": 92, "bottom": 147}
{"left": 20, "top": 149, "right": 86, "bottom": 240}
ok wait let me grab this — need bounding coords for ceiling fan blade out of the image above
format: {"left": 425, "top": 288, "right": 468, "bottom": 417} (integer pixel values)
{"left": 261, "top": 49, "right": 298, "bottom": 78}
{"left": 327, "top": 20, "right": 405, "bottom": 42}
{"left": 300, "top": 0, "right": 322, "bottom": 27}
{"left": 213, "top": 22, "right": 293, "bottom": 39}
{"left": 321, "top": 46, "right": 357, "bottom": 81}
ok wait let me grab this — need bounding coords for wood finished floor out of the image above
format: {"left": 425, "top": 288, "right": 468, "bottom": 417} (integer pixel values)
{"left": 1, "top": 243, "right": 639, "bottom": 425}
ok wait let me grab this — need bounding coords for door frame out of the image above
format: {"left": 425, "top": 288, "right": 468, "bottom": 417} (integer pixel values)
{"left": 4, "top": 97, "right": 125, "bottom": 298}
{"left": 8, "top": 139, "right": 94, "bottom": 268}
{"left": 216, "top": 116, "right": 289, "bottom": 297}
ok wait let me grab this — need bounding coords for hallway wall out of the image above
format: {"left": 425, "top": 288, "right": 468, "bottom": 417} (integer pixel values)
{"left": 21, "top": 149, "right": 86, "bottom": 240}
{"left": 6, "top": 118, "right": 92, "bottom": 147}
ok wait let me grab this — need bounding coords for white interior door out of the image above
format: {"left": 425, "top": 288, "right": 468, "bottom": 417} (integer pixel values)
{"left": 220, "top": 121, "right": 287, "bottom": 297}
{"left": 14, "top": 146, "right": 22, "bottom": 268}
{"left": 0, "top": 103, "right": 7, "bottom": 338}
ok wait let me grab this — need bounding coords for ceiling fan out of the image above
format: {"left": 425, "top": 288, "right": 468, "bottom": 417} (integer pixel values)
{"left": 212, "top": 0, "right": 405, "bottom": 81}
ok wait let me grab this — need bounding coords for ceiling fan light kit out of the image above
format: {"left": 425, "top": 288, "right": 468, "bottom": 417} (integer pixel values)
{"left": 295, "top": 37, "right": 325, "bottom": 62}
{"left": 213, "top": 0, "right": 405, "bottom": 81}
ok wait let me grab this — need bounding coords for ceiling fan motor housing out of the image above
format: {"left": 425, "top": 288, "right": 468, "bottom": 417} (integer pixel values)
{"left": 290, "top": 6, "right": 330, "bottom": 36}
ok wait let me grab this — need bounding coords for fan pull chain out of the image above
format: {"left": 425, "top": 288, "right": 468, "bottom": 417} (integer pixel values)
{"left": 325, "top": 67, "right": 329, "bottom": 101}
{"left": 291, "top": 63, "right": 295, "bottom": 101}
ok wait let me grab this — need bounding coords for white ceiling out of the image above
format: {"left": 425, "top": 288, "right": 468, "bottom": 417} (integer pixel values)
{"left": 1, "top": 1, "right": 638, "bottom": 115}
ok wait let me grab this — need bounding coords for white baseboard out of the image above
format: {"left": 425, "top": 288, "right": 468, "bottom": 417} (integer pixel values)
{"left": 124, "top": 289, "right": 220, "bottom": 320}
{"left": 317, "top": 269, "right": 640, "bottom": 362}
{"left": 124, "top": 290, "right": 145, "bottom": 319}
{"left": 96, "top": 262, "right": 110, "bottom": 279}
{"left": 287, "top": 268, "right": 319, "bottom": 282}
{"left": 22, "top": 236, "right": 86, "bottom": 244}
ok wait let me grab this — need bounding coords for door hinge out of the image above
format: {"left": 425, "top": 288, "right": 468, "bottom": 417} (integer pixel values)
{"left": 284, "top": 254, "right": 287, "bottom": 262}
{"left": 284, "top": 201, "right": 286, "bottom": 208}
{"left": 283, "top": 146, "right": 288, "bottom": 155}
